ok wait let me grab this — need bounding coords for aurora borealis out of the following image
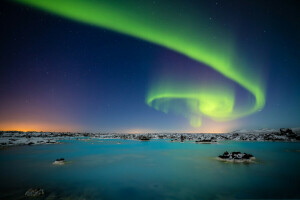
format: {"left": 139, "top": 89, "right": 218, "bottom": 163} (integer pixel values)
{"left": 0, "top": 0, "right": 299, "bottom": 132}
{"left": 13, "top": 0, "right": 265, "bottom": 127}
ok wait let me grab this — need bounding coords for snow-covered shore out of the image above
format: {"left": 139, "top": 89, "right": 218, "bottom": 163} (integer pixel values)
{"left": 0, "top": 128, "right": 299, "bottom": 147}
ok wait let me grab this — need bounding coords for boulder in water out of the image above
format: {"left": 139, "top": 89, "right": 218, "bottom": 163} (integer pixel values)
{"left": 218, "top": 151, "right": 255, "bottom": 162}
{"left": 53, "top": 158, "right": 65, "bottom": 165}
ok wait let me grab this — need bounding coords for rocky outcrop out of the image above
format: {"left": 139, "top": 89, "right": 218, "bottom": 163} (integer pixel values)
{"left": 280, "top": 128, "right": 294, "bottom": 135}
{"left": 0, "top": 133, "right": 59, "bottom": 147}
{"left": 0, "top": 128, "right": 299, "bottom": 148}
{"left": 180, "top": 135, "right": 186, "bottom": 142}
{"left": 218, "top": 151, "right": 255, "bottom": 162}
{"left": 137, "top": 135, "right": 151, "bottom": 141}
{"left": 25, "top": 188, "right": 44, "bottom": 197}
{"left": 53, "top": 158, "right": 65, "bottom": 165}
{"left": 195, "top": 139, "right": 216, "bottom": 143}
{"left": 280, "top": 128, "right": 297, "bottom": 139}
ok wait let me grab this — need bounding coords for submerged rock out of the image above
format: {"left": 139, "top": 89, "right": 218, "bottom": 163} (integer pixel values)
{"left": 218, "top": 151, "right": 255, "bottom": 162}
{"left": 53, "top": 158, "right": 65, "bottom": 165}
{"left": 25, "top": 188, "right": 44, "bottom": 197}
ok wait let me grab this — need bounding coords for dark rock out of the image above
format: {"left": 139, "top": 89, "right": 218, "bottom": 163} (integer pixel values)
{"left": 180, "top": 135, "right": 186, "bottom": 142}
{"left": 195, "top": 139, "right": 215, "bottom": 143}
{"left": 138, "top": 135, "right": 150, "bottom": 141}
{"left": 280, "top": 128, "right": 296, "bottom": 137}
{"left": 27, "top": 142, "right": 34, "bottom": 145}
{"left": 218, "top": 151, "right": 254, "bottom": 161}
{"left": 232, "top": 152, "right": 241, "bottom": 156}
{"left": 242, "top": 153, "right": 254, "bottom": 159}
{"left": 53, "top": 158, "right": 66, "bottom": 165}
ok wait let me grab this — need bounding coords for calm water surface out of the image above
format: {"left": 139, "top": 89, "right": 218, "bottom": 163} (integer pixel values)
{"left": 0, "top": 139, "right": 300, "bottom": 199}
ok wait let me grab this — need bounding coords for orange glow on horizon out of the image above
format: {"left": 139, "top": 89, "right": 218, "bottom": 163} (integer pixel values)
{"left": 0, "top": 118, "right": 239, "bottom": 134}
{"left": 0, "top": 121, "right": 81, "bottom": 132}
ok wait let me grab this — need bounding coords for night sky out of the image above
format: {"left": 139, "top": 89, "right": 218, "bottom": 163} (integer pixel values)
{"left": 0, "top": 0, "right": 299, "bottom": 133}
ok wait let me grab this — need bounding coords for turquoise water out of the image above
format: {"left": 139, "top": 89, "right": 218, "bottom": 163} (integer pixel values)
{"left": 0, "top": 139, "right": 300, "bottom": 199}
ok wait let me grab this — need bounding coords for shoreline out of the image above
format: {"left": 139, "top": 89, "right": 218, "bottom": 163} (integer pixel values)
{"left": 1, "top": 129, "right": 300, "bottom": 148}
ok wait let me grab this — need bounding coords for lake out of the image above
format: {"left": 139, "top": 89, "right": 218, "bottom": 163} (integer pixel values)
{"left": 0, "top": 139, "right": 299, "bottom": 199}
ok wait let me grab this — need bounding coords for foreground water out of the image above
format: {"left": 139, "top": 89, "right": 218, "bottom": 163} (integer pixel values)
{"left": 0, "top": 139, "right": 299, "bottom": 199}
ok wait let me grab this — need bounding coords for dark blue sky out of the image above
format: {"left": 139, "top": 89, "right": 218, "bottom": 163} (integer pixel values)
{"left": 0, "top": 0, "right": 299, "bottom": 132}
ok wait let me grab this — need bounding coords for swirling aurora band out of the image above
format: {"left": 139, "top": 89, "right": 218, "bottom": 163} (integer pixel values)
{"left": 15, "top": 0, "right": 266, "bottom": 127}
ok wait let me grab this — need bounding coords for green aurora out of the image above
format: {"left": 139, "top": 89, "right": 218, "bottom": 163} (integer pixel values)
{"left": 15, "top": 0, "right": 266, "bottom": 127}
